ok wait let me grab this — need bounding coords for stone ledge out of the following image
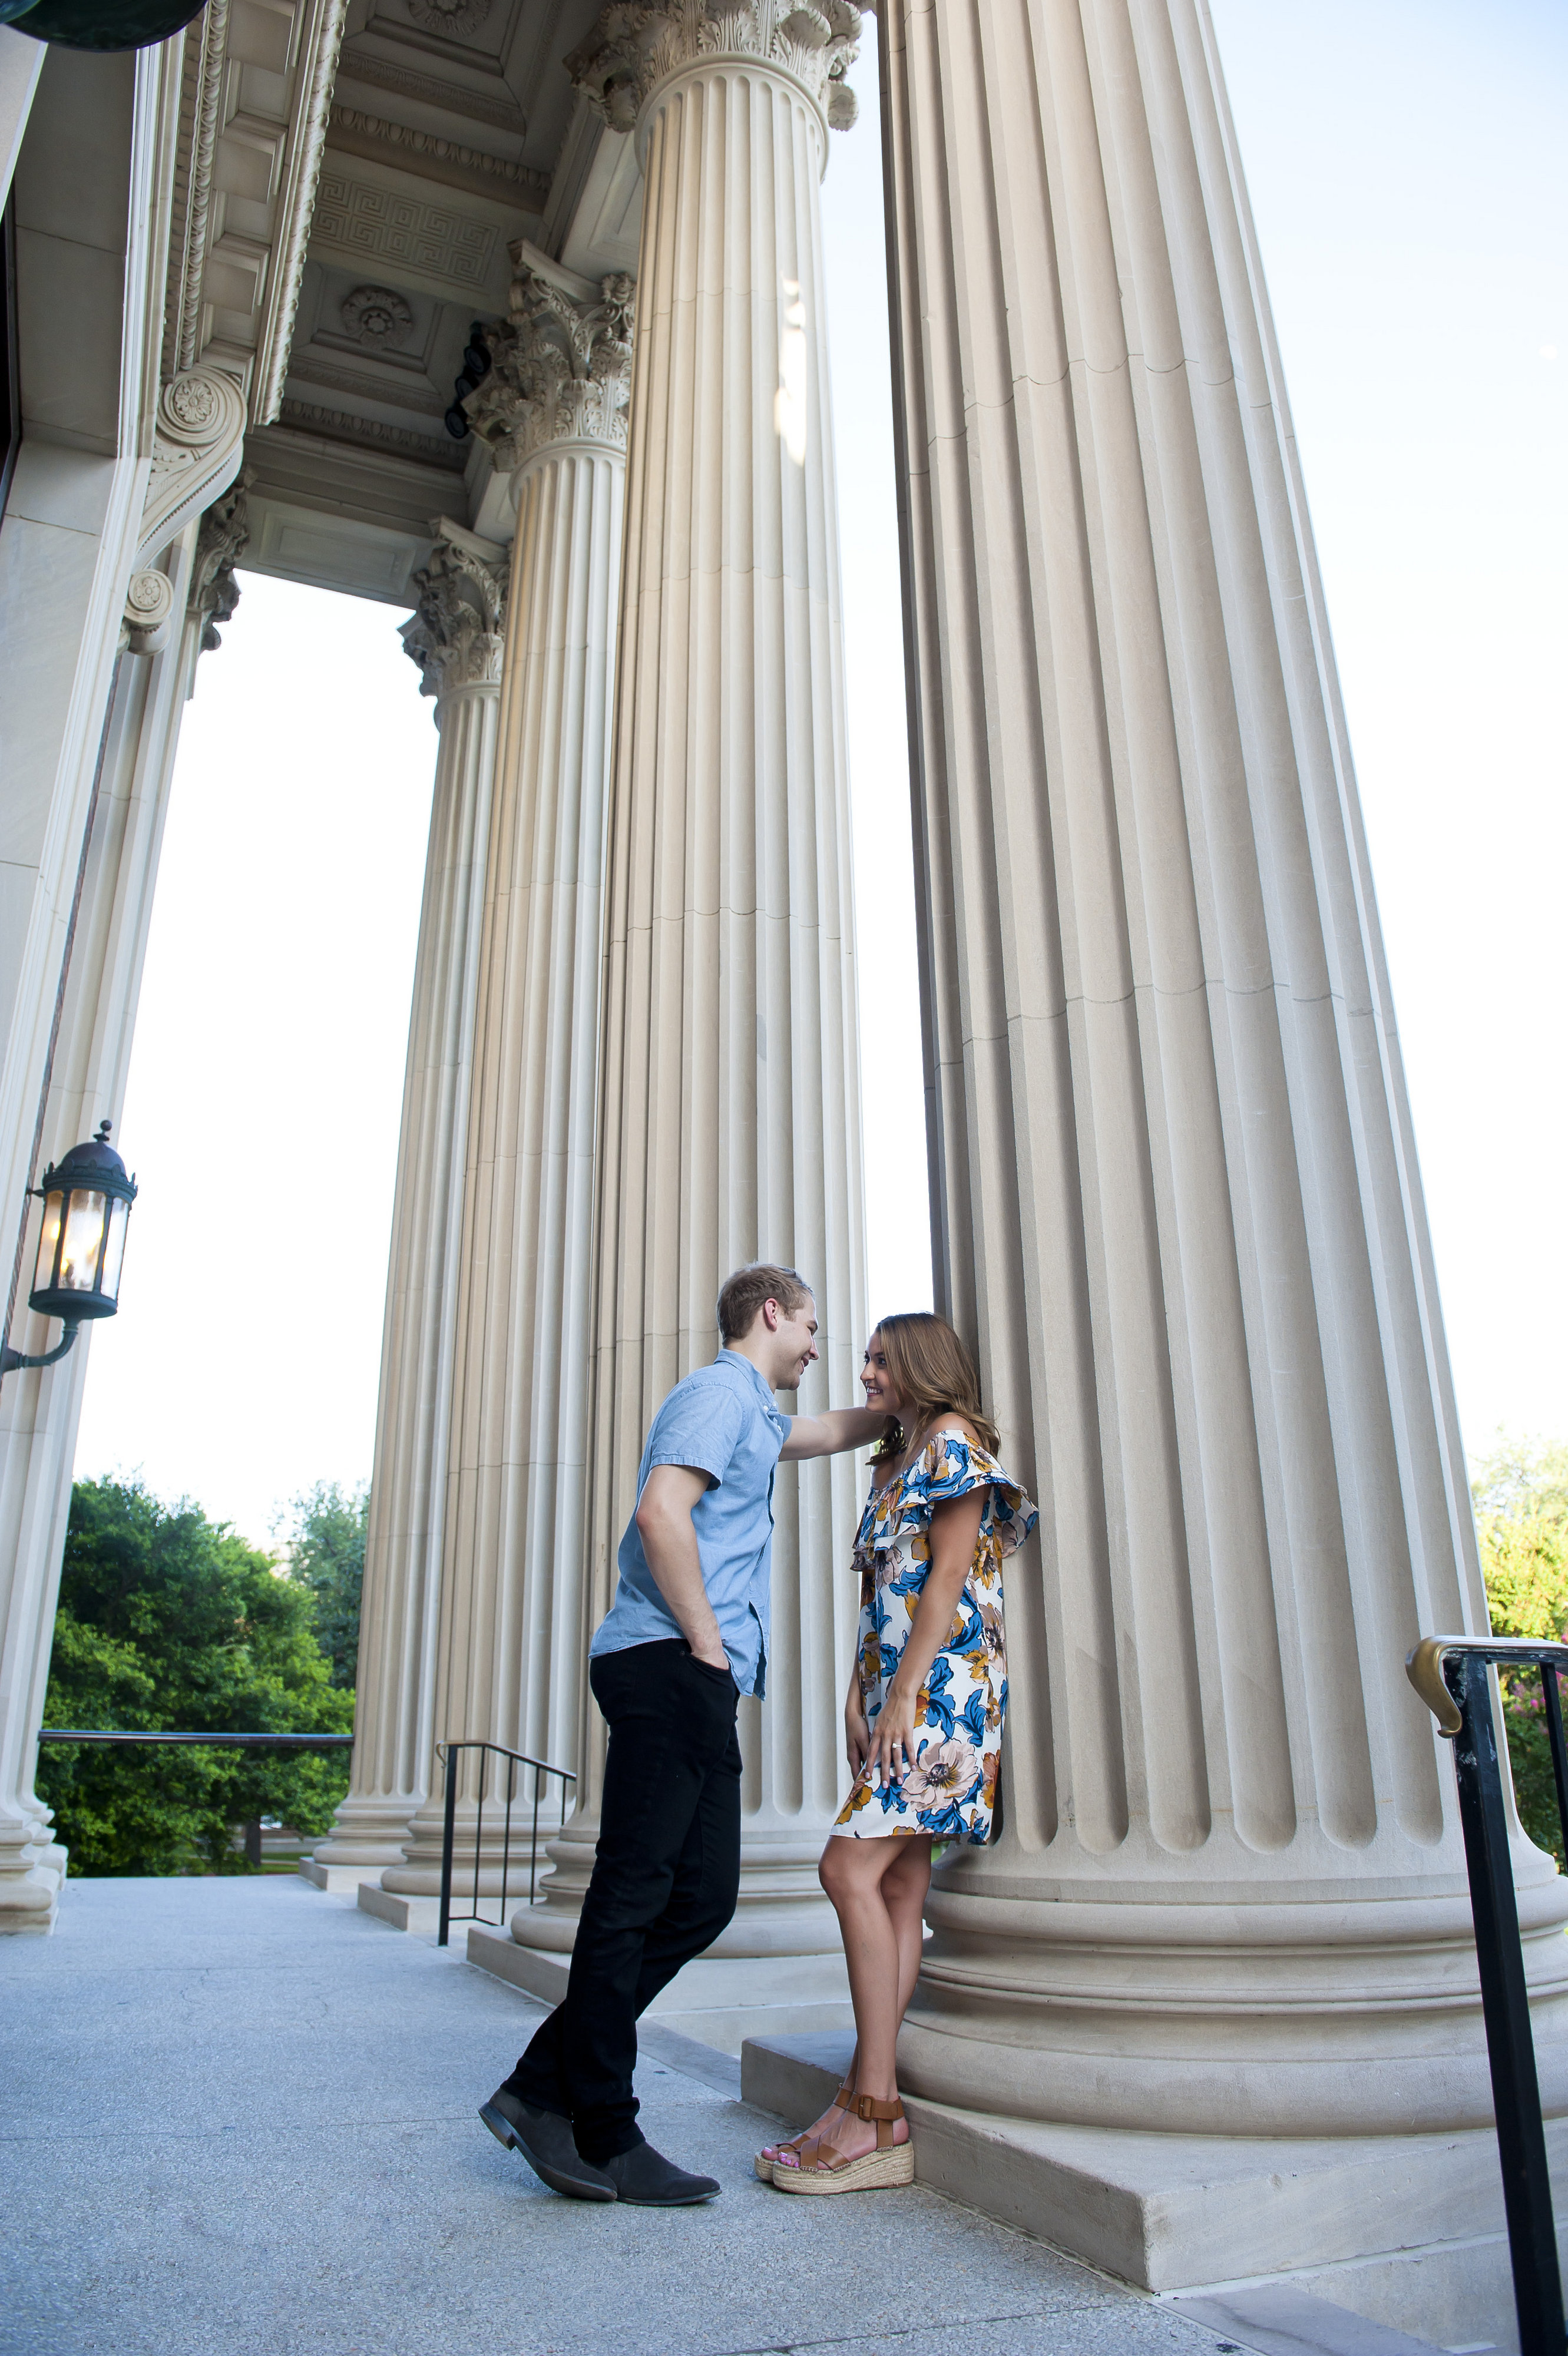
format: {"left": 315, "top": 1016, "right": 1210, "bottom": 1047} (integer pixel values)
{"left": 466, "top": 1924, "right": 852, "bottom": 2055}
{"left": 296, "top": 1859, "right": 369, "bottom": 1895}
{"left": 740, "top": 2031, "right": 1566, "bottom": 2352}
{"left": 356, "top": 1882, "right": 442, "bottom": 1935}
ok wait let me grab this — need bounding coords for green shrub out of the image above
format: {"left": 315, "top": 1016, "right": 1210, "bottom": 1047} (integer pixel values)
{"left": 37, "top": 1477, "right": 352, "bottom": 1875}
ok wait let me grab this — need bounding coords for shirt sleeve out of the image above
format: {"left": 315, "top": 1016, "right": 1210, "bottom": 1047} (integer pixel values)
{"left": 641, "top": 1379, "right": 749, "bottom": 1490}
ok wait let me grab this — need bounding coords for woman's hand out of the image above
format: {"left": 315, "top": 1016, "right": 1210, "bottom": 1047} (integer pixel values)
{"left": 845, "top": 1696, "right": 871, "bottom": 1780}
{"left": 871, "top": 1678, "right": 921, "bottom": 1789}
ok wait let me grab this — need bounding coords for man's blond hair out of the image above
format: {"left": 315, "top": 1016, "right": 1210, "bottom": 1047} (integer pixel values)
{"left": 716, "top": 1262, "right": 814, "bottom": 1346}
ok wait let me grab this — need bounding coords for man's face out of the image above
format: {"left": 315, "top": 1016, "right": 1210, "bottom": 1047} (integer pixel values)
{"left": 768, "top": 1296, "right": 819, "bottom": 1391}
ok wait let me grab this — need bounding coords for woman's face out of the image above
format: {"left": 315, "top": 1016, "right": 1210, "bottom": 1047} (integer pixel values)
{"left": 861, "top": 1330, "right": 906, "bottom": 1422}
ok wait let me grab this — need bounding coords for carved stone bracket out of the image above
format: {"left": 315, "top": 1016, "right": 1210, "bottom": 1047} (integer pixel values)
{"left": 188, "top": 471, "right": 253, "bottom": 654}
{"left": 121, "top": 570, "right": 177, "bottom": 657}
{"left": 464, "top": 248, "right": 635, "bottom": 472}
{"left": 400, "top": 521, "right": 510, "bottom": 699}
{"left": 137, "top": 367, "right": 249, "bottom": 567}
{"left": 565, "top": 0, "right": 862, "bottom": 138}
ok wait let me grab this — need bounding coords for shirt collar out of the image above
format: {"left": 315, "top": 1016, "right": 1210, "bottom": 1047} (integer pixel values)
{"left": 717, "top": 1348, "right": 778, "bottom": 1409}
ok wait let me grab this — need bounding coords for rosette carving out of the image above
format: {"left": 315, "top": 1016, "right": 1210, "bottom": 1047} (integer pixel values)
{"left": 121, "top": 570, "right": 177, "bottom": 657}
{"left": 463, "top": 258, "right": 634, "bottom": 469}
{"left": 565, "top": 0, "right": 861, "bottom": 137}
{"left": 137, "top": 366, "right": 249, "bottom": 566}
{"left": 400, "top": 526, "right": 509, "bottom": 697}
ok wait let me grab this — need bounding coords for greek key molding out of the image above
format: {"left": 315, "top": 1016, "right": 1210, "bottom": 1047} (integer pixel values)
{"left": 312, "top": 167, "right": 499, "bottom": 292}
{"left": 566, "top": 0, "right": 861, "bottom": 139}
{"left": 400, "top": 525, "right": 510, "bottom": 697}
{"left": 464, "top": 253, "right": 634, "bottom": 468}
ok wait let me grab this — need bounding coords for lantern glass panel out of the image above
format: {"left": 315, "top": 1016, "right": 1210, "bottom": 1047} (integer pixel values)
{"left": 32, "top": 1191, "right": 63, "bottom": 1292}
{"left": 100, "top": 1197, "right": 129, "bottom": 1303}
{"left": 58, "top": 1189, "right": 107, "bottom": 1292}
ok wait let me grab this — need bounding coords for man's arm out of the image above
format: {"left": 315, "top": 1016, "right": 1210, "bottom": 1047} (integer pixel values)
{"left": 779, "top": 1405, "right": 886, "bottom": 1462}
{"left": 633, "top": 1464, "right": 729, "bottom": 1667}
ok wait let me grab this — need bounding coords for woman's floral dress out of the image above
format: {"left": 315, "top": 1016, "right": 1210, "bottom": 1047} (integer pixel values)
{"left": 831, "top": 1429, "right": 1037, "bottom": 1845}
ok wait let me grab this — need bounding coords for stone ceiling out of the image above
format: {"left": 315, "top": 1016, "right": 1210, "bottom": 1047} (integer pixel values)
{"left": 173, "top": 0, "right": 643, "bottom": 607}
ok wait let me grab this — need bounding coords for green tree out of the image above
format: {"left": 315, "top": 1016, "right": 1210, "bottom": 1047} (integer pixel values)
{"left": 1471, "top": 1434, "right": 1568, "bottom": 1869}
{"left": 37, "top": 1478, "right": 352, "bottom": 1875}
{"left": 276, "top": 1480, "right": 366, "bottom": 1689}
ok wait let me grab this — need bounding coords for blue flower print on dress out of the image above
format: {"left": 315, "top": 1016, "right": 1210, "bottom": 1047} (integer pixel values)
{"left": 832, "top": 1430, "right": 1037, "bottom": 1847}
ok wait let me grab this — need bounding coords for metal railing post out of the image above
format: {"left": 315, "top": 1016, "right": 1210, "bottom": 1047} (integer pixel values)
{"left": 1408, "top": 1634, "right": 1568, "bottom": 2356}
{"left": 1448, "top": 1655, "right": 1565, "bottom": 2354}
{"left": 438, "top": 1744, "right": 457, "bottom": 1950}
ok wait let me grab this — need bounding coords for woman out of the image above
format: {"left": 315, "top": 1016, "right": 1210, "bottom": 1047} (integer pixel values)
{"left": 763, "top": 1312, "right": 1036, "bottom": 2194}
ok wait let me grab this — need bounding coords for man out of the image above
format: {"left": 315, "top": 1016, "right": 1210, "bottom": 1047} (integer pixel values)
{"left": 480, "top": 1263, "right": 882, "bottom": 2206}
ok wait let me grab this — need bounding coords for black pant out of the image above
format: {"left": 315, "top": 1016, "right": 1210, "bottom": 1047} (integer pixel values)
{"left": 504, "top": 1637, "right": 742, "bottom": 2163}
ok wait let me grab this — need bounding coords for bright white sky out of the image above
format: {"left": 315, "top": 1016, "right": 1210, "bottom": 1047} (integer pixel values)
{"left": 74, "top": 0, "right": 1568, "bottom": 1547}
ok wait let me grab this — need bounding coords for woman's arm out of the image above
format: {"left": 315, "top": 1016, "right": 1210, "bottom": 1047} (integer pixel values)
{"left": 779, "top": 1405, "right": 886, "bottom": 1461}
{"left": 869, "top": 1486, "right": 985, "bottom": 1788}
{"left": 845, "top": 1659, "right": 871, "bottom": 1778}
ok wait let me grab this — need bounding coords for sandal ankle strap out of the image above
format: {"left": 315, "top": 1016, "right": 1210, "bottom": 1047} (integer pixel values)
{"left": 852, "top": 2093, "right": 903, "bottom": 2122}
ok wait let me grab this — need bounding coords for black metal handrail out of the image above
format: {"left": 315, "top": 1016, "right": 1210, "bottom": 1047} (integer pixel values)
{"left": 435, "top": 1738, "right": 575, "bottom": 1950}
{"left": 1407, "top": 1634, "right": 1568, "bottom": 2355}
{"left": 38, "top": 1729, "right": 353, "bottom": 1747}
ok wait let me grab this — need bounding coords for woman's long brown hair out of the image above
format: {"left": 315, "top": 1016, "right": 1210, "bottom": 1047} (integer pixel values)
{"left": 869, "top": 1311, "right": 1000, "bottom": 1462}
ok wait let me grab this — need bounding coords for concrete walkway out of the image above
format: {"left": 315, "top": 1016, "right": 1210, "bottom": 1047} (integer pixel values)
{"left": 0, "top": 1877, "right": 1248, "bottom": 2356}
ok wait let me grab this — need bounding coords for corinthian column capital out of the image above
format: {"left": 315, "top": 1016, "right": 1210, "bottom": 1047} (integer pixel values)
{"left": 188, "top": 471, "right": 253, "bottom": 655}
{"left": 566, "top": 0, "right": 861, "bottom": 139}
{"left": 399, "top": 525, "right": 509, "bottom": 699}
{"left": 464, "top": 252, "right": 635, "bottom": 472}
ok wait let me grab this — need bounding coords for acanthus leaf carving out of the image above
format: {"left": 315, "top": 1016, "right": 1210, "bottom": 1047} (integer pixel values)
{"left": 400, "top": 524, "right": 510, "bottom": 698}
{"left": 463, "top": 252, "right": 634, "bottom": 471}
{"left": 188, "top": 470, "right": 253, "bottom": 655}
{"left": 565, "top": 0, "right": 861, "bottom": 138}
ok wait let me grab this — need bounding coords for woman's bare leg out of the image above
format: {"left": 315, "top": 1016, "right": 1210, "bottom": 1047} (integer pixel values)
{"left": 775, "top": 1836, "right": 930, "bottom": 2168}
{"left": 881, "top": 1837, "right": 932, "bottom": 2023}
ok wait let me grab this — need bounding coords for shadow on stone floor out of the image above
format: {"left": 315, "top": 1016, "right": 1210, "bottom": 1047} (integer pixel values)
{"left": 0, "top": 1875, "right": 1253, "bottom": 2356}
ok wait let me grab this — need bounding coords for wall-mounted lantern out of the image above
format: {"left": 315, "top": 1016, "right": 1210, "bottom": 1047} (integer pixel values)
{"left": 1, "top": 1121, "right": 137, "bottom": 1382}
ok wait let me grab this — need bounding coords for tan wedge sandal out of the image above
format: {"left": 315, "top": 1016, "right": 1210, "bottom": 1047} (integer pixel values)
{"left": 754, "top": 2075, "right": 855, "bottom": 2183}
{"left": 770, "top": 2093, "right": 914, "bottom": 2194}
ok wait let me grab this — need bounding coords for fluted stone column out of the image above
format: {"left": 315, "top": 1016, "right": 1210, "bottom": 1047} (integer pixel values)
{"left": 521, "top": 0, "right": 868, "bottom": 1967}
{"left": 879, "top": 0, "right": 1567, "bottom": 2133}
{"left": 0, "top": 498, "right": 241, "bottom": 1930}
{"left": 306, "top": 532, "right": 507, "bottom": 1883}
{"left": 380, "top": 258, "right": 633, "bottom": 1898}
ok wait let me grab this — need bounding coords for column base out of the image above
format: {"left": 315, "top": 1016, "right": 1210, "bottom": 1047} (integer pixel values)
{"left": 743, "top": 2031, "right": 1559, "bottom": 2352}
{"left": 305, "top": 1798, "right": 421, "bottom": 1876}
{"left": 467, "top": 1922, "right": 852, "bottom": 2056}
{"left": 0, "top": 1857, "right": 64, "bottom": 1934}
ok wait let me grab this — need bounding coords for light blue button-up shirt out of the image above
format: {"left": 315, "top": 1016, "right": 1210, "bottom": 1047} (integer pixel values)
{"left": 589, "top": 1351, "right": 792, "bottom": 1697}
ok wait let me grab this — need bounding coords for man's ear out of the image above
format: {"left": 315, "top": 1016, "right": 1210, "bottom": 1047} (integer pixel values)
{"left": 760, "top": 1298, "right": 781, "bottom": 1332}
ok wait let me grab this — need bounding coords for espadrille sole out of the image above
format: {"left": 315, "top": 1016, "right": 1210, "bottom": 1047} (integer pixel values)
{"left": 753, "top": 2153, "right": 776, "bottom": 2183}
{"left": 770, "top": 2141, "right": 914, "bottom": 2194}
